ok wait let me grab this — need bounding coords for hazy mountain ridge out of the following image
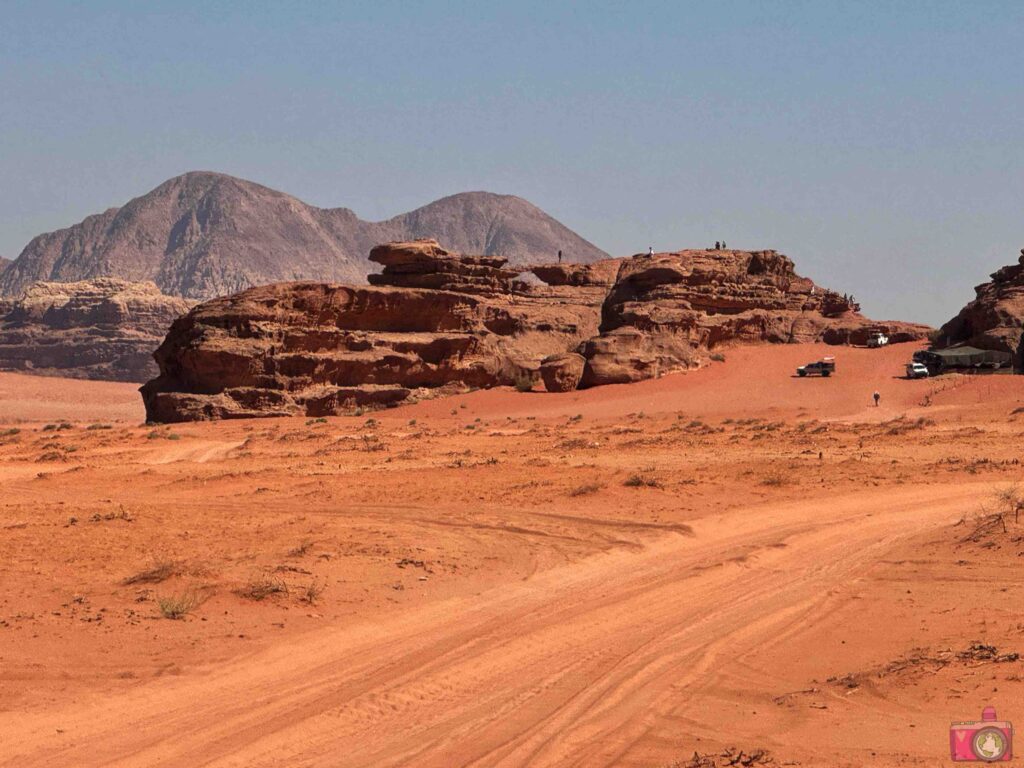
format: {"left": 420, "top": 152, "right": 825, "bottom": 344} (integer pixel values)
{"left": 0, "top": 172, "right": 608, "bottom": 300}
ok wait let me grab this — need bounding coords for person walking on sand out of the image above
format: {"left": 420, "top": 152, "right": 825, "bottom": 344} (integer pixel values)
{"left": 873, "top": 391, "right": 881, "bottom": 407}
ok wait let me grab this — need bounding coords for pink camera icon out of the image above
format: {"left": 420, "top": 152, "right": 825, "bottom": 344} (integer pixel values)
{"left": 950, "top": 706, "right": 1013, "bottom": 761}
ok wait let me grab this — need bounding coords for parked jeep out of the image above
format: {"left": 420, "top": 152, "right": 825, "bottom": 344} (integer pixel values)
{"left": 796, "top": 357, "right": 836, "bottom": 377}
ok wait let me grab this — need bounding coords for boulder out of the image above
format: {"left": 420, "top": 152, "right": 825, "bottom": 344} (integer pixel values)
{"left": 539, "top": 352, "right": 586, "bottom": 392}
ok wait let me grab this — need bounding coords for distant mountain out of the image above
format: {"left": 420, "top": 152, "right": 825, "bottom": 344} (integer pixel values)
{"left": 0, "top": 172, "right": 608, "bottom": 300}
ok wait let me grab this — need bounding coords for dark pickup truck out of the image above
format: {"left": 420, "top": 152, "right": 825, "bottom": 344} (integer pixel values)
{"left": 796, "top": 357, "right": 836, "bottom": 377}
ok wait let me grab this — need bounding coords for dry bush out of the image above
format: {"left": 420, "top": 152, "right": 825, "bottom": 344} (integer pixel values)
{"left": 237, "top": 572, "right": 289, "bottom": 601}
{"left": 123, "top": 560, "right": 179, "bottom": 585}
{"left": 157, "top": 591, "right": 200, "bottom": 620}
{"left": 993, "top": 483, "right": 1023, "bottom": 524}
{"left": 624, "top": 474, "right": 661, "bottom": 488}
{"left": 570, "top": 483, "right": 602, "bottom": 497}
{"left": 760, "top": 472, "right": 791, "bottom": 487}
{"left": 300, "top": 579, "right": 325, "bottom": 604}
{"left": 288, "top": 540, "right": 314, "bottom": 558}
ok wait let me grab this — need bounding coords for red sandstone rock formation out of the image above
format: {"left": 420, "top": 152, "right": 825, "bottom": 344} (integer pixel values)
{"left": 142, "top": 242, "right": 931, "bottom": 421}
{"left": 141, "top": 241, "right": 602, "bottom": 421}
{"left": 0, "top": 279, "right": 193, "bottom": 382}
{"left": 937, "top": 249, "right": 1024, "bottom": 369}
{"left": 577, "top": 249, "right": 930, "bottom": 387}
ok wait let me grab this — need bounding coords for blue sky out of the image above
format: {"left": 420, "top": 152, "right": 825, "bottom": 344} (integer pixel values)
{"left": 2, "top": 1, "right": 1022, "bottom": 324}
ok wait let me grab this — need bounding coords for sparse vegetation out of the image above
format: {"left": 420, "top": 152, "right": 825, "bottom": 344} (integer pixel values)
{"left": 624, "top": 474, "right": 661, "bottom": 488}
{"left": 570, "top": 482, "right": 602, "bottom": 496}
{"left": 157, "top": 591, "right": 200, "bottom": 619}
{"left": 288, "top": 540, "right": 314, "bottom": 557}
{"left": 300, "top": 579, "right": 325, "bottom": 604}
{"left": 237, "top": 572, "right": 289, "bottom": 601}
{"left": 709, "top": 352, "right": 726, "bottom": 362}
{"left": 993, "top": 483, "right": 1022, "bottom": 524}
{"left": 760, "top": 472, "right": 791, "bottom": 487}
{"left": 123, "top": 561, "right": 179, "bottom": 585}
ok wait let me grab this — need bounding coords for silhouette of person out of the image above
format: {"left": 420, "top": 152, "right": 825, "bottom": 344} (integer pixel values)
{"left": 715, "top": 241, "right": 720, "bottom": 250}
{"left": 557, "top": 249, "right": 562, "bottom": 264}
{"left": 648, "top": 246, "right": 654, "bottom": 256}
{"left": 722, "top": 241, "right": 727, "bottom": 249}
{"left": 873, "top": 391, "right": 881, "bottom": 407}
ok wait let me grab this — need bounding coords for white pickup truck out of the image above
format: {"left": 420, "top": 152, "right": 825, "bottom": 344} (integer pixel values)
{"left": 867, "top": 332, "right": 889, "bottom": 348}
{"left": 905, "top": 362, "right": 929, "bottom": 379}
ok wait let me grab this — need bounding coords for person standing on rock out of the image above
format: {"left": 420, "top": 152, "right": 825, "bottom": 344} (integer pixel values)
{"left": 715, "top": 241, "right": 720, "bottom": 250}
{"left": 873, "top": 391, "right": 881, "bottom": 407}
{"left": 648, "top": 246, "right": 654, "bottom": 256}
{"left": 722, "top": 240, "right": 727, "bottom": 249}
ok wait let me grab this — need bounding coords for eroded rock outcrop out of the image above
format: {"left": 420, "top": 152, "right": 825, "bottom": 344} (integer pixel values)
{"left": 578, "top": 249, "right": 930, "bottom": 386}
{"left": 141, "top": 240, "right": 602, "bottom": 421}
{"left": 0, "top": 279, "right": 192, "bottom": 381}
{"left": 143, "top": 242, "right": 931, "bottom": 420}
{"left": 936, "top": 249, "right": 1024, "bottom": 370}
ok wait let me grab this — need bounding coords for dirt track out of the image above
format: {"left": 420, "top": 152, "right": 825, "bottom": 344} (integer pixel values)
{"left": 1, "top": 344, "right": 1023, "bottom": 767}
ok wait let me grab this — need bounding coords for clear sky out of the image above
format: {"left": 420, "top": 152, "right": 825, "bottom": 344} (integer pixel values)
{"left": 2, "top": 1, "right": 1022, "bottom": 325}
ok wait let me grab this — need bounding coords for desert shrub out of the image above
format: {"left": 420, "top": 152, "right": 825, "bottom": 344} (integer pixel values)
{"left": 300, "top": 579, "right": 325, "bottom": 604}
{"left": 237, "top": 572, "right": 289, "bottom": 601}
{"left": 123, "top": 561, "right": 179, "bottom": 585}
{"left": 760, "top": 472, "right": 791, "bottom": 487}
{"left": 288, "top": 540, "right": 313, "bottom": 557}
{"left": 709, "top": 352, "right": 726, "bottom": 362}
{"left": 624, "top": 474, "right": 661, "bottom": 488}
{"left": 86, "top": 423, "right": 112, "bottom": 431}
{"left": 570, "top": 483, "right": 602, "bottom": 497}
{"left": 157, "top": 591, "right": 200, "bottom": 619}
{"left": 993, "top": 483, "right": 1023, "bottom": 523}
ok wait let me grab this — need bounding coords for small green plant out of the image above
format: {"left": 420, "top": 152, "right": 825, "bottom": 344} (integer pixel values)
{"left": 709, "top": 352, "right": 726, "bottom": 362}
{"left": 157, "top": 591, "right": 200, "bottom": 619}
